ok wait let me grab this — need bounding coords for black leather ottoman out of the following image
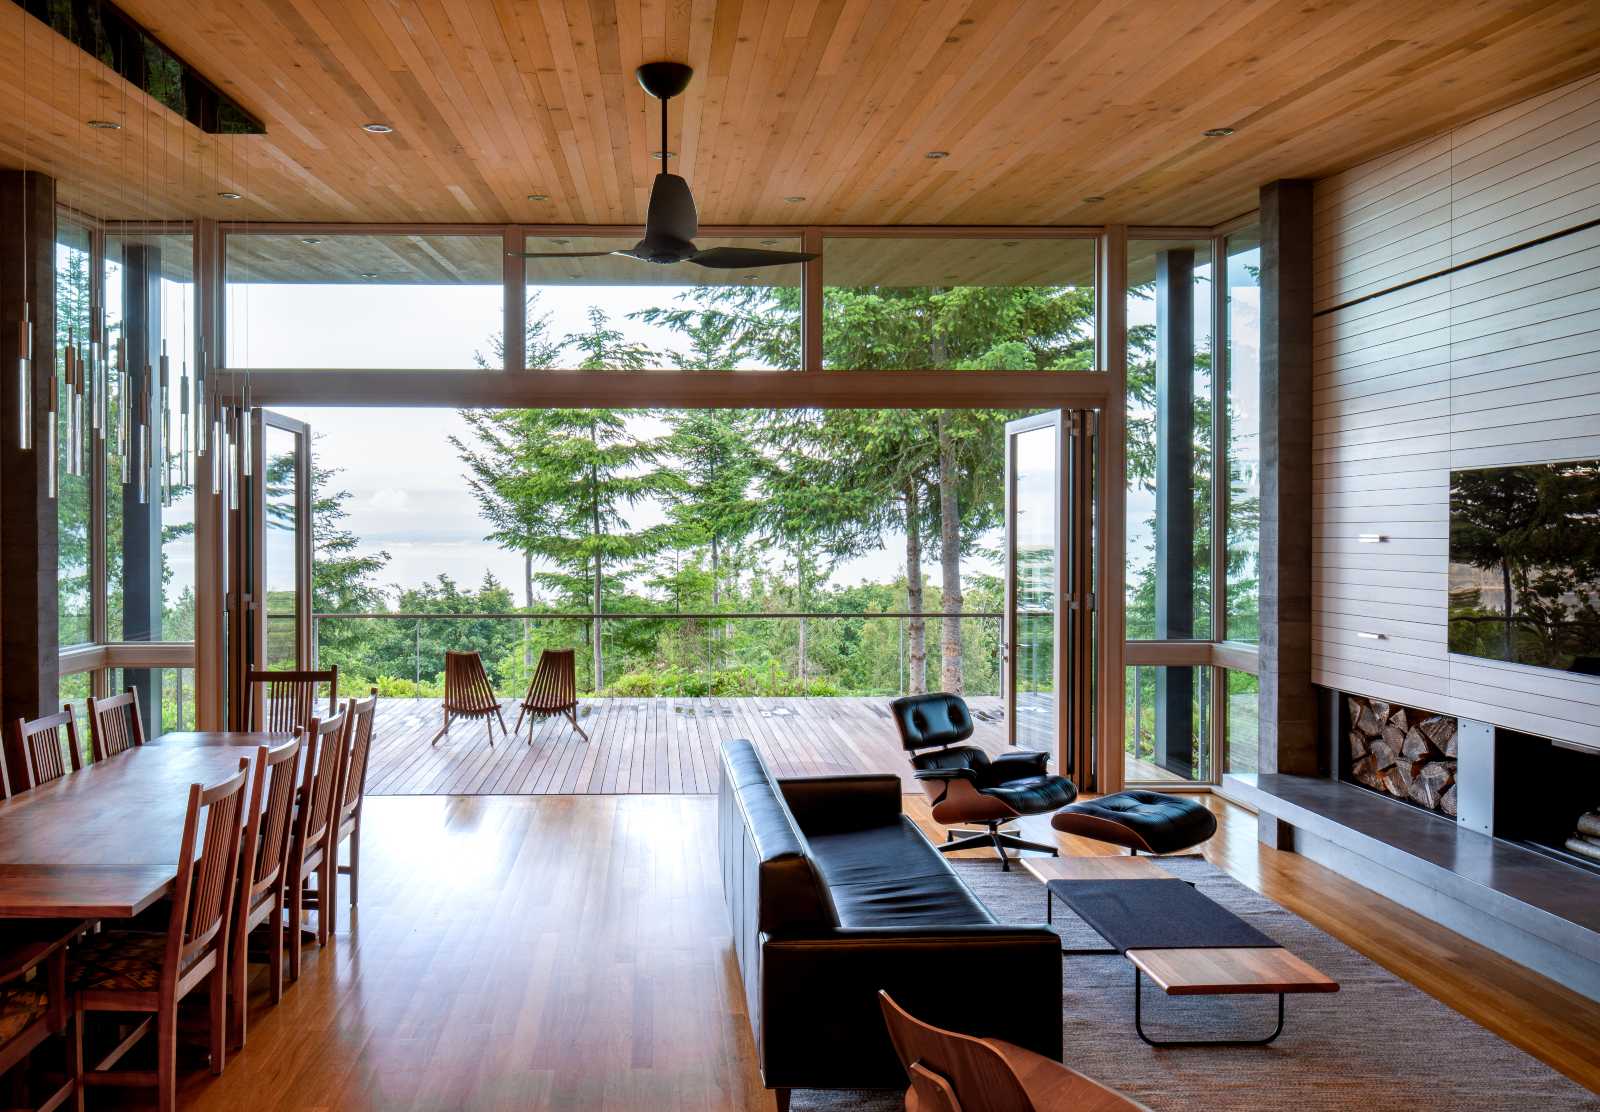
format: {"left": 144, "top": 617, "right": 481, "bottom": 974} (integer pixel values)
{"left": 1049, "top": 791, "right": 1217, "bottom": 855}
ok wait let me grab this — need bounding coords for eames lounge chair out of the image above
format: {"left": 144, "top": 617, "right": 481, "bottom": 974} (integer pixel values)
{"left": 891, "top": 692, "right": 1076, "bottom": 870}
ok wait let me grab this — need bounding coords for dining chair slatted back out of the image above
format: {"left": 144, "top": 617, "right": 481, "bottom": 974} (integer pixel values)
{"left": 329, "top": 690, "right": 378, "bottom": 936}
{"left": 13, "top": 706, "right": 84, "bottom": 790}
{"left": 513, "top": 648, "right": 588, "bottom": 741}
{"left": 230, "top": 737, "right": 302, "bottom": 1050}
{"left": 338, "top": 690, "right": 377, "bottom": 825}
{"left": 246, "top": 666, "right": 338, "bottom": 735}
{"left": 287, "top": 710, "right": 348, "bottom": 980}
{"left": 87, "top": 688, "right": 146, "bottom": 762}
{"left": 431, "top": 651, "right": 507, "bottom": 745}
{"left": 175, "top": 763, "right": 251, "bottom": 971}
{"left": 298, "top": 712, "right": 346, "bottom": 864}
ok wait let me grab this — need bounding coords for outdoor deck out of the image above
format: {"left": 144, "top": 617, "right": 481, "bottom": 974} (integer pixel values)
{"left": 364, "top": 695, "right": 1010, "bottom": 795}
{"left": 364, "top": 695, "right": 1179, "bottom": 795}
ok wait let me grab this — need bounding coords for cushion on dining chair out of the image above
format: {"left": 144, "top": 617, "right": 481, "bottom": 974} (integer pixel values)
{"left": 67, "top": 931, "right": 170, "bottom": 992}
{"left": 0, "top": 986, "right": 48, "bottom": 1045}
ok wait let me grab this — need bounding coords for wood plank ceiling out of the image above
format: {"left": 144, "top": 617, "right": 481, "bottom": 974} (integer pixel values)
{"left": 2, "top": 0, "right": 1600, "bottom": 229}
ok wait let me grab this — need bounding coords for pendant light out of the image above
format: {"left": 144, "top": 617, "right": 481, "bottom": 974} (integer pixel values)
{"left": 15, "top": 8, "right": 33, "bottom": 454}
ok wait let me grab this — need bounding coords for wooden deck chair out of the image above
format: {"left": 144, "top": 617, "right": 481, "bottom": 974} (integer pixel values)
{"left": 431, "top": 651, "right": 507, "bottom": 746}
{"left": 513, "top": 649, "right": 588, "bottom": 741}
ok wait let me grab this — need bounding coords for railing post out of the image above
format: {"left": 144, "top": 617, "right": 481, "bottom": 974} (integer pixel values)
{"left": 310, "top": 615, "right": 320, "bottom": 671}
{"left": 414, "top": 618, "right": 421, "bottom": 699}
{"left": 898, "top": 617, "right": 905, "bottom": 695}
{"left": 593, "top": 616, "right": 603, "bottom": 694}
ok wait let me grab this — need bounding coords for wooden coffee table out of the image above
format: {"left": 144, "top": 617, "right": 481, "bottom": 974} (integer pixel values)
{"left": 1024, "top": 858, "right": 1339, "bottom": 1046}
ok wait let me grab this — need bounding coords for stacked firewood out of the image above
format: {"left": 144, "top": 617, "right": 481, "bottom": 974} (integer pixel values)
{"left": 1346, "top": 696, "right": 1459, "bottom": 816}
{"left": 1567, "top": 810, "right": 1600, "bottom": 864}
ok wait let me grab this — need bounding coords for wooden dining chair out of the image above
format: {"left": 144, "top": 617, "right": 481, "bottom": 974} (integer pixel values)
{"left": 0, "top": 921, "right": 80, "bottom": 1112}
{"left": 877, "top": 992, "right": 1150, "bottom": 1112}
{"left": 72, "top": 762, "right": 251, "bottom": 1112}
{"left": 245, "top": 665, "right": 338, "bottom": 734}
{"left": 329, "top": 689, "right": 378, "bottom": 936}
{"left": 286, "top": 710, "right": 347, "bottom": 982}
{"left": 11, "top": 708, "right": 85, "bottom": 791}
{"left": 86, "top": 688, "right": 145, "bottom": 762}
{"left": 513, "top": 648, "right": 588, "bottom": 741}
{"left": 431, "top": 651, "right": 507, "bottom": 746}
{"left": 229, "top": 737, "right": 302, "bottom": 1051}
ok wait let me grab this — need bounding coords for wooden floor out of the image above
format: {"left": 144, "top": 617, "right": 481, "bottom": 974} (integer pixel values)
{"left": 366, "top": 696, "right": 1177, "bottom": 794}
{"left": 131, "top": 792, "right": 1600, "bottom": 1111}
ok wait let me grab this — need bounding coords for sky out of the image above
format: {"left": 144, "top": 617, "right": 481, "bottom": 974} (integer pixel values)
{"left": 188, "top": 257, "right": 1259, "bottom": 613}
{"left": 229, "top": 279, "right": 1003, "bottom": 602}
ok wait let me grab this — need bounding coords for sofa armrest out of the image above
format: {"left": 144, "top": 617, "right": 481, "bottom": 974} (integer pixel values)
{"left": 758, "top": 926, "right": 1063, "bottom": 1090}
{"left": 778, "top": 773, "right": 902, "bottom": 835}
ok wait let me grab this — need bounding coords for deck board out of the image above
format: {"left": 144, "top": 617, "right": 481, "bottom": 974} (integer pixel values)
{"left": 364, "top": 695, "right": 1012, "bottom": 795}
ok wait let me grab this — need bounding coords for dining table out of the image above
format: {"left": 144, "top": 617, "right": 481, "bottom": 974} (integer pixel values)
{"left": 0, "top": 731, "right": 296, "bottom": 921}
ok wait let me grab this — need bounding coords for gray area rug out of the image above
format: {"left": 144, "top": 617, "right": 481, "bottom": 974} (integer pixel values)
{"left": 790, "top": 856, "right": 1600, "bottom": 1111}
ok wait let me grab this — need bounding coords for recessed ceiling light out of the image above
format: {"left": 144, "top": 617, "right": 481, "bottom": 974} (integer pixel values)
{"left": 551, "top": 238, "right": 570, "bottom": 245}
{"left": 357, "top": 272, "right": 379, "bottom": 279}
{"left": 300, "top": 237, "right": 322, "bottom": 245}
{"left": 759, "top": 239, "right": 779, "bottom": 246}
{"left": 784, "top": 195, "right": 805, "bottom": 203}
{"left": 527, "top": 194, "right": 549, "bottom": 202}
{"left": 1203, "top": 127, "right": 1235, "bottom": 137}
{"left": 651, "top": 150, "right": 676, "bottom": 160}
{"left": 217, "top": 192, "right": 242, "bottom": 200}
{"left": 925, "top": 150, "right": 949, "bottom": 159}
{"left": 744, "top": 274, "right": 759, "bottom": 281}
{"left": 361, "top": 123, "right": 394, "bottom": 134}
{"left": 87, "top": 119, "right": 121, "bottom": 130}
{"left": 1001, "top": 240, "right": 1020, "bottom": 247}
{"left": 1082, "top": 196, "right": 1105, "bottom": 203}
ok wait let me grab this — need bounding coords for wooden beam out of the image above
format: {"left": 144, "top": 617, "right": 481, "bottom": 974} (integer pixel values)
{"left": 0, "top": 170, "right": 58, "bottom": 773}
{"left": 1257, "top": 180, "right": 1319, "bottom": 788}
{"left": 212, "top": 369, "right": 1116, "bottom": 410}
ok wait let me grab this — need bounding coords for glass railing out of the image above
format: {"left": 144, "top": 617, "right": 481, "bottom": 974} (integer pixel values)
{"left": 300, "top": 610, "right": 1005, "bottom": 700}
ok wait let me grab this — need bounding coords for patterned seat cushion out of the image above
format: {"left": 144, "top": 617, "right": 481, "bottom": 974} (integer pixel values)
{"left": 0, "top": 986, "right": 48, "bottom": 1045}
{"left": 68, "top": 931, "right": 170, "bottom": 992}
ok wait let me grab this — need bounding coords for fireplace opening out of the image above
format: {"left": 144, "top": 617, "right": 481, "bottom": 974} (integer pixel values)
{"left": 1495, "top": 731, "right": 1600, "bottom": 877}
{"left": 1340, "top": 695, "right": 1459, "bottom": 817}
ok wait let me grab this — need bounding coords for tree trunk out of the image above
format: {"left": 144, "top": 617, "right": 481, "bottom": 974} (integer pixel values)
{"left": 937, "top": 413, "right": 963, "bottom": 694}
{"left": 1500, "top": 558, "right": 1514, "bottom": 660}
{"left": 523, "top": 550, "right": 534, "bottom": 677}
{"left": 905, "top": 481, "right": 926, "bottom": 695}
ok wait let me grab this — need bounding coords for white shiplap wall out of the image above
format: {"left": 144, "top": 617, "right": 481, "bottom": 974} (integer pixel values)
{"left": 1311, "top": 72, "right": 1600, "bottom": 748}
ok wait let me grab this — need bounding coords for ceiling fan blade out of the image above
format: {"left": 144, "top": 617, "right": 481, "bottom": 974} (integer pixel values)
{"left": 646, "top": 173, "right": 698, "bottom": 244}
{"left": 687, "top": 246, "right": 819, "bottom": 269}
{"left": 514, "top": 251, "right": 628, "bottom": 259}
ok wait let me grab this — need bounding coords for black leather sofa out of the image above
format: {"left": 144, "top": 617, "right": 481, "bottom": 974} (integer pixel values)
{"left": 717, "top": 739, "right": 1063, "bottom": 1107}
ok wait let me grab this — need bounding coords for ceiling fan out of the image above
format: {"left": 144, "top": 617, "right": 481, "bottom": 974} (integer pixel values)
{"left": 516, "top": 62, "right": 816, "bottom": 270}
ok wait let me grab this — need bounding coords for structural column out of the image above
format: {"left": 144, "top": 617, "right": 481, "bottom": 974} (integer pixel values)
{"left": 0, "top": 170, "right": 58, "bottom": 776}
{"left": 122, "top": 243, "right": 165, "bottom": 735}
{"left": 1257, "top": 180, "right": 1320, "bottom": 841}
{"left": 1153, "top": 248, "right": 1195, "bottom": 778}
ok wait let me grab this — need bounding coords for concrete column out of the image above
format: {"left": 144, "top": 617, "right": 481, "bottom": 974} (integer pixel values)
{"left": 1154, "top": 248, "right": 1196, "bottom": 778}
{"left": 122, "top": 243, "right": 164, "bottom": 736}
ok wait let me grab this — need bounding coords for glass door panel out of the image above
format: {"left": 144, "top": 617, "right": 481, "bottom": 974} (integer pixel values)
{"left": 1006, "top": 416, "right": 1060, "bottom": 754}
{"left": 252, "top": 411, "right": 312, "bottom": 674}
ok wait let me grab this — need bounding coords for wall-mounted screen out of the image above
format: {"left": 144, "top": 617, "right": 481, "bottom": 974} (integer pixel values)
{"left": 1448, "top": 459, "right": 1600, "bottom": 676}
